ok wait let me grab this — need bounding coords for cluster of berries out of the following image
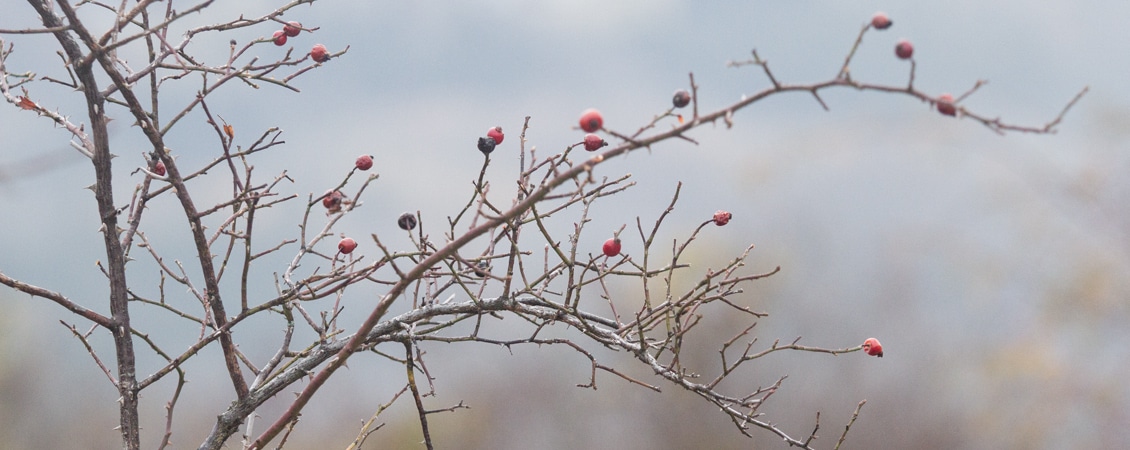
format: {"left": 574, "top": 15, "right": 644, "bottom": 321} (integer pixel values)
{"left": 871, "top": 12, "right": 956, "bottom": 117}
{"left": 270, "top": 21, "right": 330, "bottom": 63}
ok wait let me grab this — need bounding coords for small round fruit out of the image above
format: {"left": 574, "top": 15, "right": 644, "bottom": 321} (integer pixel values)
{"left": 397, "top": 212, "right": 418, "bottom": 230}
{"left": 310, "top": 44, "right": 330, "bottom": 62}
{"left": 477, "top": 136, "right": 497, "bottom": 155}
{"left": 284, "top": 21, "right": 302, "bottom": 37}
{"left": 862, "top": 338, "right": 884, "bottom": 357}
{"left": 672, "top": 89, "right": 692, "bottom": 108}
{"left": 895, "top": 39, "right": 914, "bottom": 59}
{"left": 355, "top": 154, "right": 374, "bottom": 171}
{"left": 871, "top": 12, "right": 892, "bottom": 30}
{"left": 322, "top": 189, "right": 344, "bottom": 210}
{"left": 338, "top": 237, "right": 357, "bottom": 254}
{"left": 487, "top": 126, "right": 504, "bottom": 145}
{"left": 153, "top": 160, "right": 166, "bottom": 176}
{"left": 602, "top": 237, "right": 621, "bottom": 257}
{"left": 583, "top": 134, "right": 607, "bottom": 152}
{"left": 936, "top": 93, "right": 957, "bottom": 117}
{"left": 579, "top": 109, "right": 603, "bottom": 133}
{"left": 712, "top": 210, "right": 732, "bottom": 226}
{"left": 272, "top": 30, "right": 288, "bottom": 46}
{"left": 473, "top": 260, "right": 490, "bottom": 278}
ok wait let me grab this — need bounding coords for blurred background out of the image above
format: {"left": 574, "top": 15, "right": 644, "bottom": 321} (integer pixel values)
{"left": 2, "top": 1, "right": 1128, "bottom": 449}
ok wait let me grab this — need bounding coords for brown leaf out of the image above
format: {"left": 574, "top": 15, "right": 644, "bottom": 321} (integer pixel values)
{"left": 17, "top": 96, "right": 37, "bottom": 110}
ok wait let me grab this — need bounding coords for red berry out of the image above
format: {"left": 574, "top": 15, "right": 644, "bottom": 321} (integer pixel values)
{"left": 153, "top": 160, "right": 166, "bottom": 176}
{"left": 284, "top": 21, "right": 302, "bottom": 37}
{"left": 602, "top": 237, "right": 621, "bottom": 257}
{"left": 895, "top": 39, "right": 914, "bottom": 59}
{"left": 272, "top": 30, "right": 288, "bottom": 46}
{"left": 583, "top": 134, "right": 607, "bottom": 151}
{"left": 310, "top": 44, "right": 330, "bottom": 62}
{"left": 936, "top": 93, "right": 957, "bottom": 117}
{"left": 338, "top": 237, "right": 357, "bottom": 254}
{"left": 487, "top": 126, "right": 504, "bottom": 145}
{"left": 355, "top": 154, "right": 373, "bottom": 171}
{"left": 672, "top": 89, "right": 692, "bottom": 108}
{"left": 322, "top": 189, "right": 344, "bottom": 210}
{"left": 871, "top": 12, "right": 892, "bottom": 30}
{"left": 579, "top": 109, "right": 603, "bottom": 133}
{"left": 862, "top": 338, "right": 884, "bottom": 357}
{"left": 712, "top": 210, "right": 732, "bottom": 226}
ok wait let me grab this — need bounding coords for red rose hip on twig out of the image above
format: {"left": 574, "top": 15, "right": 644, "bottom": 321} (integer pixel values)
{"left": 895, "top": 39, "right": 914, "bottom": 59}
{"left": 272, "top": 30, "right": 287, "bottom": 46}
{"left": 284, "top": 21, "right": 302, "bottom": 37}
{"left": 310, "top": 44, "right": 330, "bottom": 62}
{"left": 862, "top": 338, "right": 884, "bottom": 357}
{"left": 487, "top": 126, "right": 504, "bottom": 145}
{"left": 153, "top": 160, "right": 166, "bottom": 176}
{"left": 583, "top": 134, "right": 607, "bottom": 151}
{"left": 870, "top": 12, "right": 892, "bottom": 30}
{"left": 579, "top": 109, "right": 603, "bottom": 133}
{"left": 712, "top": 210, "right": 732, "bottom": 226}
{"left": 936, "top": 93, "right": 957, "bottom": 116}
{"left": 355, "top": 154, "right": 373, "bottom": 171}
{"left": 602, "top": 237, "right": 621, "bottom": 257}
{"left": 338, "top": 237, "right": 357, "bottom": 254}
{"left": 322, "top": 189, "right": 344, "bottom": 210}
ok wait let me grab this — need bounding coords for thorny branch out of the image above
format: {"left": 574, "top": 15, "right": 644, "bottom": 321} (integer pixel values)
{"left": 0, "top": 3, "right": 1085, "bottom": 450}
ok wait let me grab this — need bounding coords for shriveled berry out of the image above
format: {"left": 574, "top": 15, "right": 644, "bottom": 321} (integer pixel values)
{"left": 397, "top": 212, "right": 418, "bottom": 230}
{"left": 322, "top": 189, "right": 344, "bottom": 210}
{"left": 936, "top": 93, "right": 956, "bottom": 117}
{"left": 602, "top": 238, "right": 621, "bottom": 257}
{"left": 862, "top": 338, "right": 884, "bottom": 357}
{"left": 473, "top": 260, "right": 490, "bottom": 278}
{"left": 310, "top": 44, "right": 330, "bottom": 62}
{"left": 712, "top": 210, "right": 732, "bottom": 226}
{"left": 487, "top": 126, "right": 504, "bottom": 145}
{"left": 272, "top": 30, "right": 288, "bottom": 46}
{"left": 153, "top": 160, "right": 166, "bottom": 176}
{"left": 895, "top": 39, "right": 914, "bottom": 59}
{"left": 477, "top": 136, "right": 497, "bottom": 155}
{"left": 871, "top": 12, "right": 892, "bottom": 30}
{"left": 355, "top": 154, "right": 374, "bottom": 171}
{"left": 338, "top": 237, "right": 357, "bottom": 254}
{"left": 583, "top": 134, "right": 607, "bottom": 152}
{"left": 579, "top": 109, "right": 603, "bottom": 133}
{"left": 284, "top": 21, "right": 302, "bottom": 37}
{"left": 672, "top": 89, "right": 692, "bottom": 108}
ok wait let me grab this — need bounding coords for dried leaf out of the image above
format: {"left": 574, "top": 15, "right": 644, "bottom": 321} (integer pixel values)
{"left": 223, "top": 124, "right": 234, "bottom": 140}
{"left": 677, "top": 114, "right": 684, "bottom": 124}
{"left": 17, "top": 96, "right": 37, "bottom": 110}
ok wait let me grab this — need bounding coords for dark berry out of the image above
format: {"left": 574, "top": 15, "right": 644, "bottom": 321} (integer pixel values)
{"left": 397, "top": 212, "right": 418, "bottom": 230}
{"left": 477, "top": 136, "right": 497, "bottom": 155}
{"left": 672, "top": 89, "right": 692, "bottom": 108}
